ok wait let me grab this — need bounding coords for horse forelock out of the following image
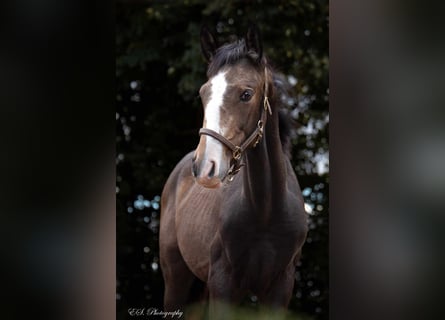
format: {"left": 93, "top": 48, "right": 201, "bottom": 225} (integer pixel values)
{"left": 207, "top": 39, "right": 264, "bottom": 77}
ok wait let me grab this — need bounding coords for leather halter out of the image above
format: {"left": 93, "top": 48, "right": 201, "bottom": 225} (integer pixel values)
{"left": 199, "top": 68, "right": 273, "bottom": 182}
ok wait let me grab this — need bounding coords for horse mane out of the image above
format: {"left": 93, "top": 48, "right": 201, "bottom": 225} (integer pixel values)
{"left": 207, "top": 39, "right": 294, "bottom": 158}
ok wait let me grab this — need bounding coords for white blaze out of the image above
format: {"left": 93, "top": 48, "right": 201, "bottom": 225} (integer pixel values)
{"left": 205, "top": 71, "right": 227, "bottom": 133}
{"left": 203, "top": 71, "right": 227, "bottom": 160}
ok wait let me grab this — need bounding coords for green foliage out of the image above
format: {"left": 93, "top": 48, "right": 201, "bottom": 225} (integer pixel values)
{"left": 186, "top": 302, "right": 315, "bottom": 320}
{"left": 116, "top": 1, "right": 328, "bottom": 319}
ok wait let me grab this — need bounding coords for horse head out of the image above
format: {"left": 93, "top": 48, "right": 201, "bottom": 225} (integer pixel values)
{"left": 192, "top": 24, "right": 273, "bottom": 188}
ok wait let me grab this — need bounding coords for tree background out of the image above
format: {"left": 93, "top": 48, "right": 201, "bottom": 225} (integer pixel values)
{"left": 116, "top": 1, "right": 328, "bottom": 319}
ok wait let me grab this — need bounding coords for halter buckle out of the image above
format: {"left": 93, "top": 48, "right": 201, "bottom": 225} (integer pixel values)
{"left": 264, "top": 96, "right": 272, "bottom": 115}
{"left": 232, "top": 146, "right": 242, "bottom": 160}
{"left": 253, "top": 120, "right": 264, "bottom": 148}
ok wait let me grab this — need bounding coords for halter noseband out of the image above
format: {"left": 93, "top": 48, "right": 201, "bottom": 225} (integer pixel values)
{"left": 199, "top": 68, "right": 272, "bottom": 182}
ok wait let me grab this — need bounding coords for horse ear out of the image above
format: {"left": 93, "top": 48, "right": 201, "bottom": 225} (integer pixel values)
{"left": 200, "top": 26, "right": 218, "bottom": 63}
{"left": 246, "top": 23, "right": 263, "bottom": 61}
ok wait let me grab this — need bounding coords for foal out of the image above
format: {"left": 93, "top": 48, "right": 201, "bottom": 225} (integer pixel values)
{"left": 160, "top": 25, "right": 307, "bottom": 317}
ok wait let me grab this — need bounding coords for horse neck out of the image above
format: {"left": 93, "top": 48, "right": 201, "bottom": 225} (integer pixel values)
{"left": 242, "top": 104, "right": 288, "bottom": 218}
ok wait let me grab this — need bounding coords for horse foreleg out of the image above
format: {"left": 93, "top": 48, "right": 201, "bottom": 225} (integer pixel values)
{"left": 161, "top": 246, "right": 197, "bottom": 314}
{"left": 207, "top": 239, "right": 244, "bottom": 319}
{"left": 258, "top": 265, "right": 295, "bottom": 308}
{"left": 208, "top": 270, "right": 242, "bottom": 320}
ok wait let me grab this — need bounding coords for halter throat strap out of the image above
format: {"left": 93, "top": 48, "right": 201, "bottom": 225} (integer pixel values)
{"left": 198, "top": 68, "right": 272, "bottom": 181}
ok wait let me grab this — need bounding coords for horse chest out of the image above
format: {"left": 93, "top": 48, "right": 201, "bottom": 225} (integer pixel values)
{"left": 217, "top": 212, "right": 301, "bottom": 282}
{"left": 213, "top": 229, "right": 296, "bottom": 292}
{"left": 223, "top": 223, "right": 299, "bottom": 258}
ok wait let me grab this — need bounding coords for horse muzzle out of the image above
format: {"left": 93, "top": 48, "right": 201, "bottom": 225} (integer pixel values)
{"left": 192, "top": 155, "right": 223, "bottom": 188}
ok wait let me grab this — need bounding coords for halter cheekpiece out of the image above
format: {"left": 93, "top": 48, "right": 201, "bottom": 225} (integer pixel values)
{"left": 199, "top": 68, "right": 272, "bottom": 182}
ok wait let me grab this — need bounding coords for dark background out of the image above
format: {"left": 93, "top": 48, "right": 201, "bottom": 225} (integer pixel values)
{"left": 116, "top": 1, "right": 329, "bottom": 319}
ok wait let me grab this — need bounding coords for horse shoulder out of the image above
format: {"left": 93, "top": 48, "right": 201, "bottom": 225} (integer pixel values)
{"left": 161, "top": 152, "right": 223, "bottom": 281}
{"left": 160, "top": 152, "right": 195, "bottom": 250}
{"left": 161, "top": 151, "right": 195, "bottom": 214}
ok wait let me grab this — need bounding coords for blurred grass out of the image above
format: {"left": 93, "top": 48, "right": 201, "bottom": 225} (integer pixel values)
{"left": 185, "top": 302, "right": 314, "bottom": 320}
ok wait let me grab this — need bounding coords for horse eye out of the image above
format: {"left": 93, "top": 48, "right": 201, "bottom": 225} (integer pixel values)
{"left": 240, "top": 90, "right": 253, "bottom": 102}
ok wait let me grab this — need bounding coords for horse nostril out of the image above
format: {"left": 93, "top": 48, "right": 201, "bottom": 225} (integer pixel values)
{"left": 208, "top": 161, "right": 216, "bottom": 178}
{"left": 192, "top": 160, "right": 198, "bottom": 177}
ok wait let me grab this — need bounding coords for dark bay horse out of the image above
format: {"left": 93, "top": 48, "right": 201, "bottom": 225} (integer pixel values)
{"left": 160, "top": 25, "right": 308, "bottom": 317}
